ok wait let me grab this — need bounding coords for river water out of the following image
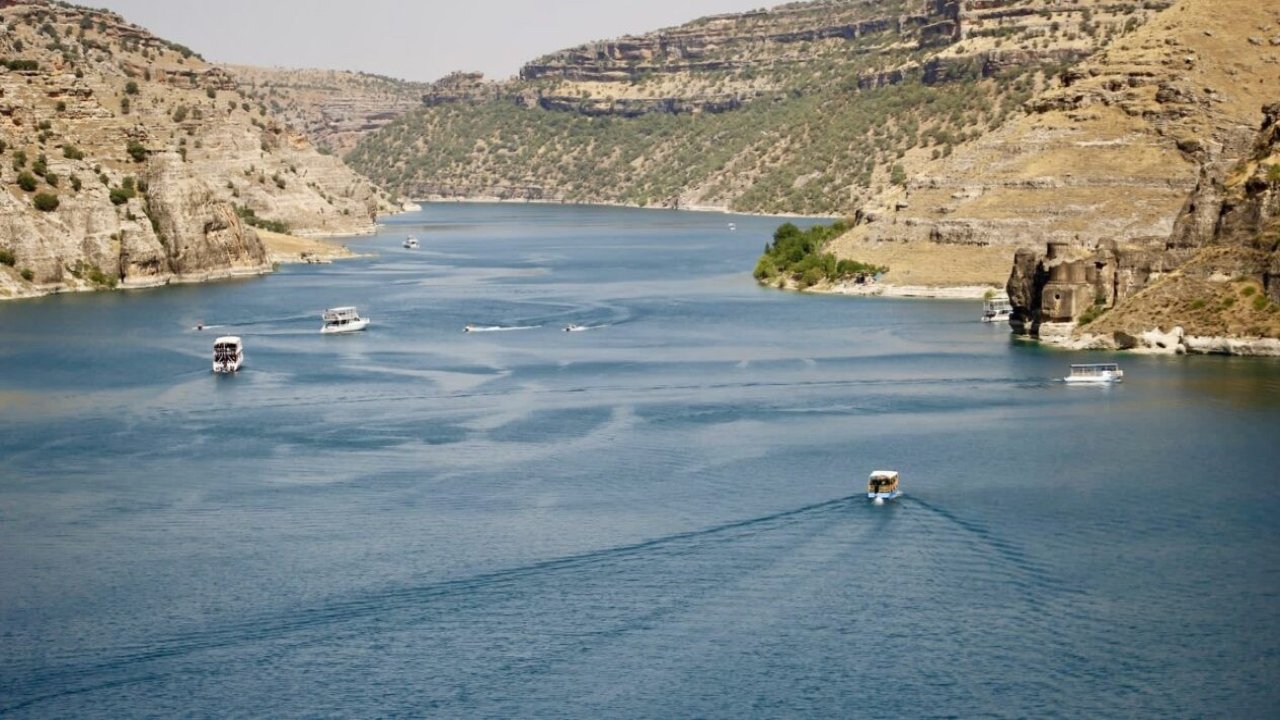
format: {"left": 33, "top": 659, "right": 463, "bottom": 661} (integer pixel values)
{"left": 1, "top": 203, "right": 1277, "bottom": 718}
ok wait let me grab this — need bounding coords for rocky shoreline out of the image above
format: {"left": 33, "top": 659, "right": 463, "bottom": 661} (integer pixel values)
{"left": 1033, "top": 323, "right": 1280, "bottom": 357}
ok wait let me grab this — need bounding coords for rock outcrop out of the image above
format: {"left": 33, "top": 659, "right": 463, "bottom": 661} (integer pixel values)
{"left": 0, "top": 1, "right": 392, "bottom": 300}
{"left": 826, "top": 0, "right": 1279, "bottom": 304}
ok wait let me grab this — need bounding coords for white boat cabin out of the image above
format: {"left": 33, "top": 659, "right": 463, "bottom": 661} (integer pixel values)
{"left": 321, "top": 306, "right": 371, "bottom": 334}
{"left": 212, "top": 336, "right": 244, "bottom": 373}
{"left": 982, "top": 296, "right": 1013, "bottom": 322}
{"left": 1065, "top": 363, "right": 1123, "bottom": 384}
{"left": 867, "top": 470, "right": 902, "bottom": 502}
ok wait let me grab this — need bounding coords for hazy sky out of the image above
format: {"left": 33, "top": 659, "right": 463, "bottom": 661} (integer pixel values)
{"left": 92, "top": 1, "right": 774, "bottom": 83}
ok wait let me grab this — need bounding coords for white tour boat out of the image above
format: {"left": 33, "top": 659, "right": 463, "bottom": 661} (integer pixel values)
{"left": 403, "top": 237, "right": 419, "bottom": 249}
{"left": 212, "top": 336, "right": 244, "bottom": 373}
{"left": 867, "top": 470, "right": 902, "bottom": 504}
{"left": 981, "top": 296, "right": 1013, "bottom": 323}
{"left": 321, "top": 306, "right": 371, "bottom": 334}
{"left": 564, "top": 324, "right": 586, "bottom": 332}
{"left": 1064, "top": 362, "right": 1123, "bottom": 384}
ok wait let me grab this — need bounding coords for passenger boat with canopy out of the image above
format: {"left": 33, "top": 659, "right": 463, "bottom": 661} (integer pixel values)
{"left": 1064, "top": 363, "right": 1123, "bottom": 384}
{"left": 867, "top": 470, "right": 902, "bottom": 504}
{"left": 321, "top": 306, "right": 371, "bottom": 334}
{"left": 212, "top": 336, "right": 244, "bottom": 373}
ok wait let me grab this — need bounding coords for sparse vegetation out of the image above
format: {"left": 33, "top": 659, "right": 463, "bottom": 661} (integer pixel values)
{"left": 32, "top": 192, "right": 59, "bottom": 212}
{"left": 755, "top": 221, "right": 885, "bottom": 287}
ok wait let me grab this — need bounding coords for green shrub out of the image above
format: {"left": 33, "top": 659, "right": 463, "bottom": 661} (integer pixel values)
{"left": 126, "top": 140, "right": 147, "bottom": 163}
{"left": 86, "top": 265, "right": 118, "bottom": 288}
{"left": 0, "top": 248, "right": 14, "bottom": 266}
{"left": 109, "top": 187, "right": 132, "bottom": 205}
{"left": 1077, "top": 302, "right": 1108, "bottom": 326}
{"left": 44, "top": 172, "right": 58, "bottom": 187}
{"left": 16, "top": 172, "right": 37, "bottom": 192}
{"left": 1190, "top": 298, "right": 1206, "bottom": 310}
{"left": 20, "top": 268, "right": 34, "bottom": 282}
{"left": 1253, "top": 294, "right": 1269, "bottom": 312}
{"left": 32, "top": 192, "right": 59, "bottom": 212}
{"left": 62, "top": 144, "right": 85, "bottom": 160}
{"left": 124, "top": 80, "right": 139, "bottom": 95}
{"left": 12, "top": 149, "right": 27, "bottom": 170}
{"left": 1241, "top": 285, "right": 1257, "bottom": 297}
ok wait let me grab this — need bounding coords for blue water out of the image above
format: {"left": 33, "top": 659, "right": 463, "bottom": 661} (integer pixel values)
{"left": 1, "top": 203, "right": 1278, "bottom": 718}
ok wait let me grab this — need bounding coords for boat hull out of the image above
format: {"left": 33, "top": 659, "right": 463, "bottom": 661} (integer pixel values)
{"left": 212, "top": 357, "right": 243, "bottom": 373}
{"left": 868, "top": 491, "right": 903, "bottom": 501}
{"left": 321, "top": 318, "right": 371, "bottom": 334}
{"left": 1064, "top": 373, "right": 1121, "bottom": 384}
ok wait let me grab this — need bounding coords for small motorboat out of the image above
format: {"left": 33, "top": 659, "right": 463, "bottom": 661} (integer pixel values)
{"left": 1064, "top": 363, "right": 1123, "bottom": 384}
{"left": 321, "top": 306, "right": 371, "bottom": 334}
{"left": 564, "top": 324, "right": 586, "bottom": 332}
{"left": 403, "top": 237, "right": 419, "bottom": 249}
{"left": 212, "top": 336, "right": 244, "bottom": 373}
{"left": 463, "top": 324, "right": 476, "bottom": 333}
{"left": 867, "top": 470, "right": 902, "bottom": 504}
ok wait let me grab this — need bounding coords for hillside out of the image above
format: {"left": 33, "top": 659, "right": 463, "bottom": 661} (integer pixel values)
{"left": 225, "top": 65, "right": 431, "bottom": 157}
{"left": 828, "top": 0, "right": 1280, "bottom": 292}
{"left": 348, "top": 0, "right": 1169, "bottom": 216}
{"left": 0, "top": 0, "right": 393, "bottom": 300}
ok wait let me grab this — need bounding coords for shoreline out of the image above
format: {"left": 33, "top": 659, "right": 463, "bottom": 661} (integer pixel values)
{"left": 415, "top": 195, "right": 837, "bottom": 220}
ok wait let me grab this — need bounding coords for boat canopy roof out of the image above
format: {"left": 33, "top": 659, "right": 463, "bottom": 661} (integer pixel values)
{"left": 1070, "top": 363, "right": 1120, "bottom": 370}
{"left": 213, "top": 336, "right": 242, "bottom": 345}
{"left": 323, "top": 307, "right": 360, "bottom": 320}
{"left": 869, "top": 470, "right": 899, "bottom": 480}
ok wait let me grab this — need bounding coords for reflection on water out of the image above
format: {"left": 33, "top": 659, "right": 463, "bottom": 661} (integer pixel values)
{"left": 0, "top": 204, "right": 1277, "bottom": 718}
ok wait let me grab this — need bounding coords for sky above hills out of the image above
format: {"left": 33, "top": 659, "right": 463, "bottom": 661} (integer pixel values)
{"left": 92, "top": 0, "right": 774, "bottom": 82}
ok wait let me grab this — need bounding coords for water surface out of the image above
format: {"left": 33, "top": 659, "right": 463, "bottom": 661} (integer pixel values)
{"left": 1, "top": 204, "right": 1277, "bottom": 718}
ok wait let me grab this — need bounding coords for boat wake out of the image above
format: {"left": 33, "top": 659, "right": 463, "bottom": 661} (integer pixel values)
{"left": 463, "top": 324, "right": 542, "bottom": 333}
{"left": 0, "top": 495, "right": 861, "bottom": 713}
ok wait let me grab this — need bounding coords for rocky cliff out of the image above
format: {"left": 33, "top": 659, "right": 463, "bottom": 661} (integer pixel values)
{"left": 0, "top": 0, "right": 392, "bottom": 300}
{"left": 225, "top": 65, "right": 433, "bottom": 157}
{"left": 1005, "top": 101, "right": 1280, "bottom": 353}
{"left": 350, "top": 0, "right": 1166, "bottom": 215}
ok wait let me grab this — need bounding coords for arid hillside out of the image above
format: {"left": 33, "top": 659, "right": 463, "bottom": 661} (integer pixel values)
{"left": 0, "top": 0, "right": 394, "bottom": 299}
{"left": 225, "top": 65, "right": 431, "bottom": 157}
{"left": 349, "top": 0, "right": 1169, "bottom": 216}
{"left": 830, "top": 0, "right": 1280, "bottom": 294}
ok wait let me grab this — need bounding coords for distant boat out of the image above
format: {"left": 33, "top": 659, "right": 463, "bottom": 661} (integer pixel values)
{"left": 564, "top": 324, "right": 586, "bottom": 332}
{"left": 321, "top": 306, "right": 371, "bottom": 334}
{"left": 981, "top": 296, "right": 1012, "bottom": 323}
{"left": 403, "top": 237, "right": 419, "bottom": 249}
{"left": 212, "top": 336, "right": 244, "bottom": 373}
{"left": 867, "top": 470, "right": 902, "bottom": 504}
{"left": 463, "top": 324, "right": 476, "bottom": 333}
{"left": 728, "top": 222, "right": 737, "bottom": 231}
{"left": 1064, "top": 363, "right": 1123, "bottom": 384}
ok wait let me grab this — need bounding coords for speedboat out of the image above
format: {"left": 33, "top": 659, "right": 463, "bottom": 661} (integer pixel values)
{"left": 403, "top": 237, "right": 419, "bottom": 249}
{"left": 981, "top": 296, "right": 1012, "bottom": 323}
{"left": 867, "top": 470, "right": 902, "bottom": 504}
{"left": 321, "top": 306, "right": 371, "bottom": 334}
{"left": 1064, "top": 363, "right": 1123, "bottom": 384}
{"left": 463, "top": 324, "right": 476, "bottom": 333}
{"left": 212, "top": 336, "right": 244, "bottom": 373}
{"left": 564, "top": 324, "right": 586, "bottom": 332}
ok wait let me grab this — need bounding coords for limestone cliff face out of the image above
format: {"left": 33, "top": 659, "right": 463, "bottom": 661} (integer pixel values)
{"left": 828, "top": 0, "right": 1280, "bottom": 302}
{"left": 0, "top": 1, "right": 391, "bottom": 300}
{"left": 1013, "top": 102, "right": 1280, "bottom": 350}
{"left": 225, "top": 65, "right": 433, "bottom": 157}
